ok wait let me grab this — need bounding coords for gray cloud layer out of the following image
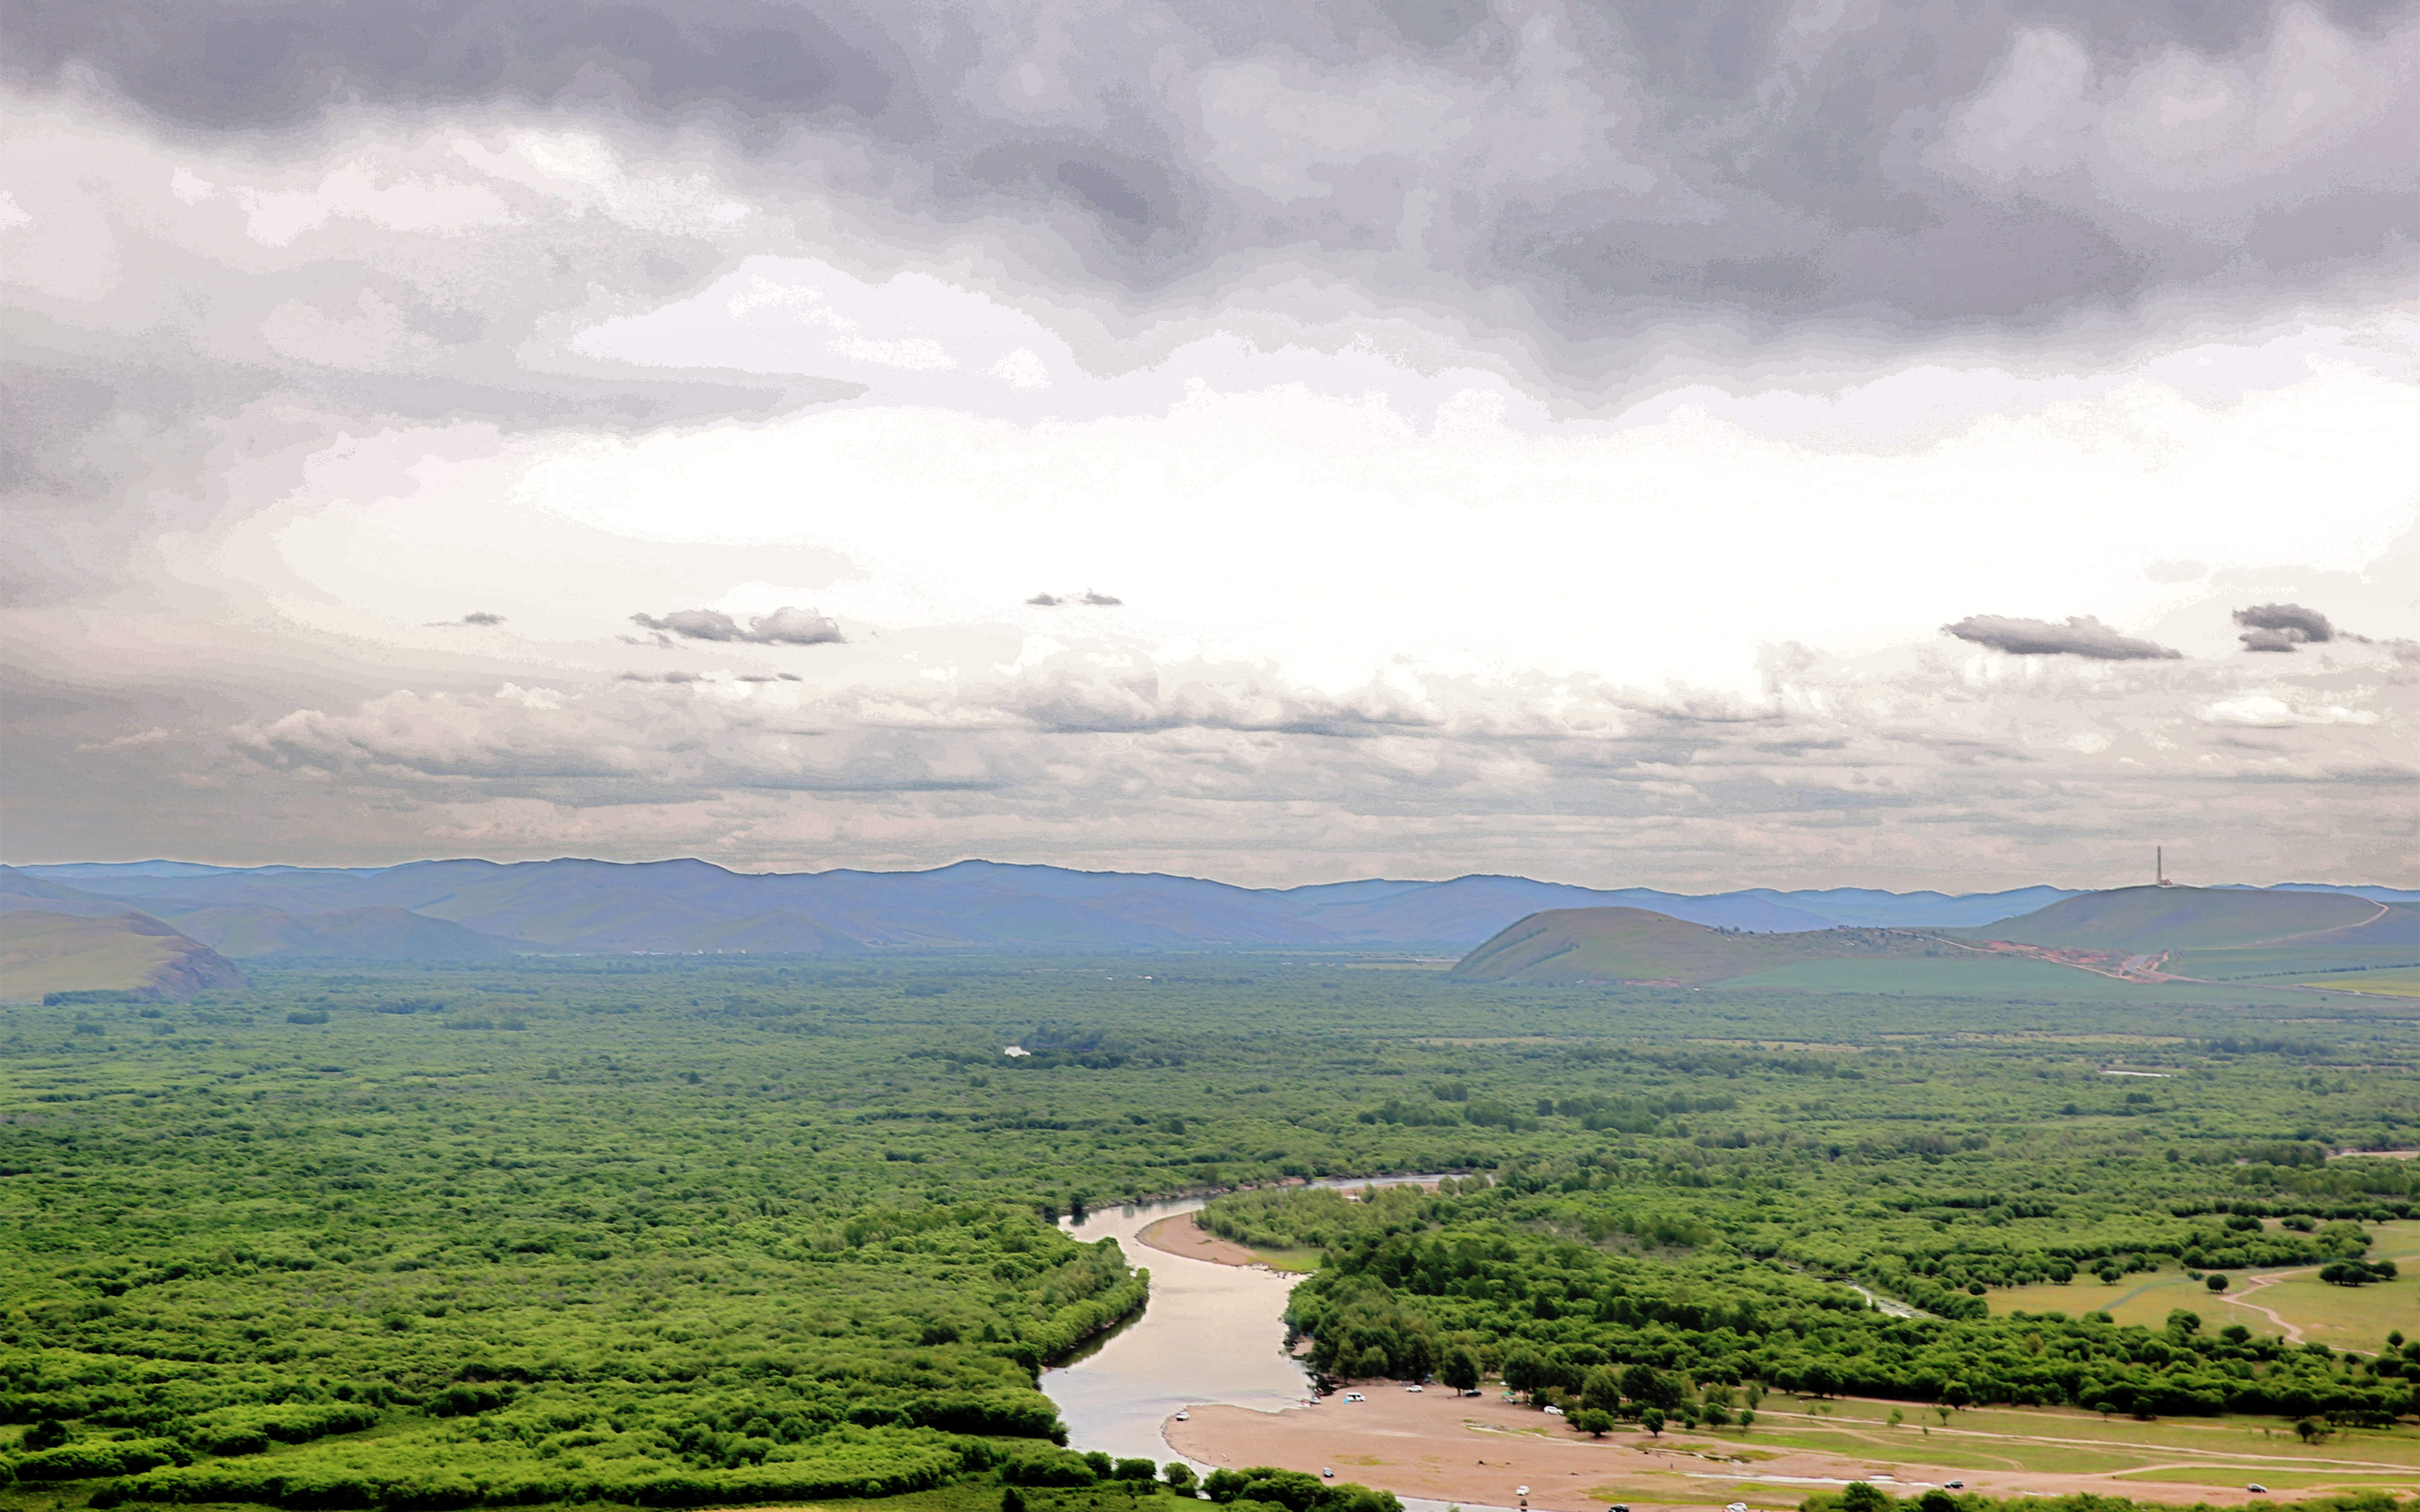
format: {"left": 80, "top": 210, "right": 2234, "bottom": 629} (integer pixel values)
{"left": 10, "top": 0, "right": 2415, "bottom": 338}
{"left": 3, "top": 0, "right": 2412, "bottom": 886}
{"left": 1942, "top": 615, "right": 2184, "bottom": 660}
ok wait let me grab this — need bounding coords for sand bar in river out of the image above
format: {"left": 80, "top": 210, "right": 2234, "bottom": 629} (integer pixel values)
{"left": 1136, "top": 1213, "right": 1259, "bottom": 1267}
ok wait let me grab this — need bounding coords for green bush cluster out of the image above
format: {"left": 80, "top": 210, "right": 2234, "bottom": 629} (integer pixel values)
{"left": 1269, "top": 1182, "right": 2413, "bottom": 1423}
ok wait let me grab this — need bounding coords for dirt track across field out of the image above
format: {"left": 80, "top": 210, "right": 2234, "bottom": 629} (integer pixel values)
{"left": 1165, "top": 1390, "right": 2419, "bottom": 1511}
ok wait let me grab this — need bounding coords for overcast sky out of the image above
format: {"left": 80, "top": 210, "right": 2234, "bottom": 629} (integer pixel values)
{"left": 4, "top": 0, "right": 2415, "bottom": 888}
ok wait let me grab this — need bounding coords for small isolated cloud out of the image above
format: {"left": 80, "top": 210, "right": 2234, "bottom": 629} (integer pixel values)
{"left": 1943, "top": 615, "right": 2181, "bottom": 660}
{"left": 1026, "top": 594, "right": 1064, "bottom": 607}
{"left": 76, "top": 726, "right": 171, "bottom": 753}
{"left": 1078, "top": 591, "right": 1123, "bottom": 607}
{"left": 1027, "top": 591, "right": 1122, "bottom": 608}
{"left": 429, "top": 611, "right": 506, "bottom": 626}
{"left": 2233, "top": 602, "right": 2336, "bottom": 653}
{"left": 619, "top": 670, "right": 705, "bottom": 684}
{"left": 629, "top": 607, "right": 846, "bottom": 645}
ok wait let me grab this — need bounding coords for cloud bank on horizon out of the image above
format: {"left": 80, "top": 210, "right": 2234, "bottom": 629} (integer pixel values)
{"left": 2, "top": 0, "right": 2414, "bottom": 886}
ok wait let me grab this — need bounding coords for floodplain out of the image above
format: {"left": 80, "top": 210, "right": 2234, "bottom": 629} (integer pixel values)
{"left": 6, "top": 948, "right": 2420, "bottom": 1512}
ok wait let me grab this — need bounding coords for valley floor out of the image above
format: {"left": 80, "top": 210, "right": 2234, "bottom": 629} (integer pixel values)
{"left": 1168, "top": 1390, "right": 2420, "bottom": 1512}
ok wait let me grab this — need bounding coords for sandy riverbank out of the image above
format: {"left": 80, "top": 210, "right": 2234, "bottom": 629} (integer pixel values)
{"left": 1135, "top": 1201, "right": 2387, "bottom": 1508}
{"left": 1164, "top": 1389, "right": 2381, "bottom": 1512}
{"left": 1136, "top": 1213, "right": 1260, "bottom": 1266}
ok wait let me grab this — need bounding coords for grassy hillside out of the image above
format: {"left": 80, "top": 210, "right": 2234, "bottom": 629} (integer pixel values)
{"left": 1980, "top": 885, "right": 2390, "bottom": 950}
{"left": 0, "top": 910, "right": 248, "bottom": 1002}
{"left": 1448, "top": 907, "right": 1956, "bottom": 985}
{"left": 167, "top": 904, "right": 527, "bottom": 961}
{"left": 1713, "top": 955, "right": 2156, "bottom": 999}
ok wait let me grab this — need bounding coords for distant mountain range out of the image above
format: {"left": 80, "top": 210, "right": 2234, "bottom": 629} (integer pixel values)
{"left": 1449, "top": 885, "right": 2420, "bottom": 991}
{"left": 0, "top": 858, "right": 2410, "bottom": 963}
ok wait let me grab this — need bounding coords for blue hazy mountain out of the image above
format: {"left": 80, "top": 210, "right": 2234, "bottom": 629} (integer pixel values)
{"left": 9, "top": 859, "right": 2409, "bottom": 958}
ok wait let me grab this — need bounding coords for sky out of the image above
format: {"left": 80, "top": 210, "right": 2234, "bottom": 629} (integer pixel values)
{"left": 3, "top": 0, "right": 2415, "bottom": 890}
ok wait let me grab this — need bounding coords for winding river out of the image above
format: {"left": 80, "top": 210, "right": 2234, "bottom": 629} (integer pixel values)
{"left": 1041, "top": 1177, "right": 1454, "bottom": 1468}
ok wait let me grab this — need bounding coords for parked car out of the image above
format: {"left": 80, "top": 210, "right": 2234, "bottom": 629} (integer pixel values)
{"left": 1727, "top": 1502, "right": 1749, "bottom": 1512}
{"left": 1945, "top": 1482, "right": 1964, "bottom": 1490}
{"left": 1607, "top": 1503, "right": 1631, "bottom": 1512}
{"left": 2247, "top": 1487, "right": 2268, "bottom": 1495}
{"left": 1343, "top": 1392, "right": 1366, "bottom": 1403}
{"left": 1542, "top": 1405, "right": 1565, "bottom": 1416}
{"left": 1406, "top": 1385, "right": 1424, "bottom": 1393}
{"left": 1322, "top": 1469, "right": 1335, "bottom": 1479}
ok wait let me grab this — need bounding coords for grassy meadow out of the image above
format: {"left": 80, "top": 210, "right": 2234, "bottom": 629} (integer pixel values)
{"left": 1988, "top": 1223, "right": 2420, "bottom": 1349}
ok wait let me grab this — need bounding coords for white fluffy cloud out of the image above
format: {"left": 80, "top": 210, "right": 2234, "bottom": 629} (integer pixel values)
{"left": 190, "top": 636, "right": 2412, "bottom": 883}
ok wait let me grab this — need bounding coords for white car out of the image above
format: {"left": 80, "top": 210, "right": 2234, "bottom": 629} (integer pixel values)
{"left": 1406, "top": 1385, "right": 1424, "bottom": 1392}
{"left": 1343, "top": 1392, "right": 1366, "bottom": 1403}
{"left": 2246, "top": 1487, "right": 2268, "bottom": 1496}
{"left": 1728, "top": 1503, "right": 1749, "bottom": 1512}
{"left": 1543, "top": 1405, "right": 1565, "bottom": 1416}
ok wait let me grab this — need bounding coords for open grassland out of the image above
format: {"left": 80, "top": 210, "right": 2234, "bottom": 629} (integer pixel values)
{"left": 1991, "top": 1223, "right": 2420, "bottom": 1351}
{"left": 2172, "top": 947, "right": 2420, "bottom": 985}
{"left": 1244, "top": 1243, "right": 1326, "bottom": 1273}
{"left": 1748, "top": 1396, "right": 2420, "bottom": 1485}
{"left": 1718, "top": 958, "right": 2159, "bottom": 998}
{"left": 2227, "top": 1272, "right": 2420, "bottom": 1353}
{"left": 2301, "top": 971, "right": 2420, "bottom": 1000}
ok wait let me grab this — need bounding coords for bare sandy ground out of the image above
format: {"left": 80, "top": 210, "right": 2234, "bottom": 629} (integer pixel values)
{"left": 1164, "top": 1389, "right": 2405, "bottom": 1511}
{"left": 1137, "top": 1213, "right": 1260, "bottom": 1267}
{"left": 1146, "top": 1215, "right": 2402, "bottom": 1509}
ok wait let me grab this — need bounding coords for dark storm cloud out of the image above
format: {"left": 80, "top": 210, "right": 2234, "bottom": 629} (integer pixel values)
{"left": 1942, "top": 615, "right": 2183, "bottom": 660}
{"left": 629, "top": 607, "right": 846, "bottom": 645}
{"left": 10, "top": 0, "right": 2414, "bottom": 335}
{"left": 2234, "top": 602, "right": 2338, "bottom": 651}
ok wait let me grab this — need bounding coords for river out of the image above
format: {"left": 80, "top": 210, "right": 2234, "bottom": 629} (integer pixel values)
{"left": 1041, "top": 1177, "right": 1455, "bottom": 1469}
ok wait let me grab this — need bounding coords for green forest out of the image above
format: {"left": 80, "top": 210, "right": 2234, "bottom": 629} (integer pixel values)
{"left": 6, "top": 952, "right": 2420, "bottom": 1511}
